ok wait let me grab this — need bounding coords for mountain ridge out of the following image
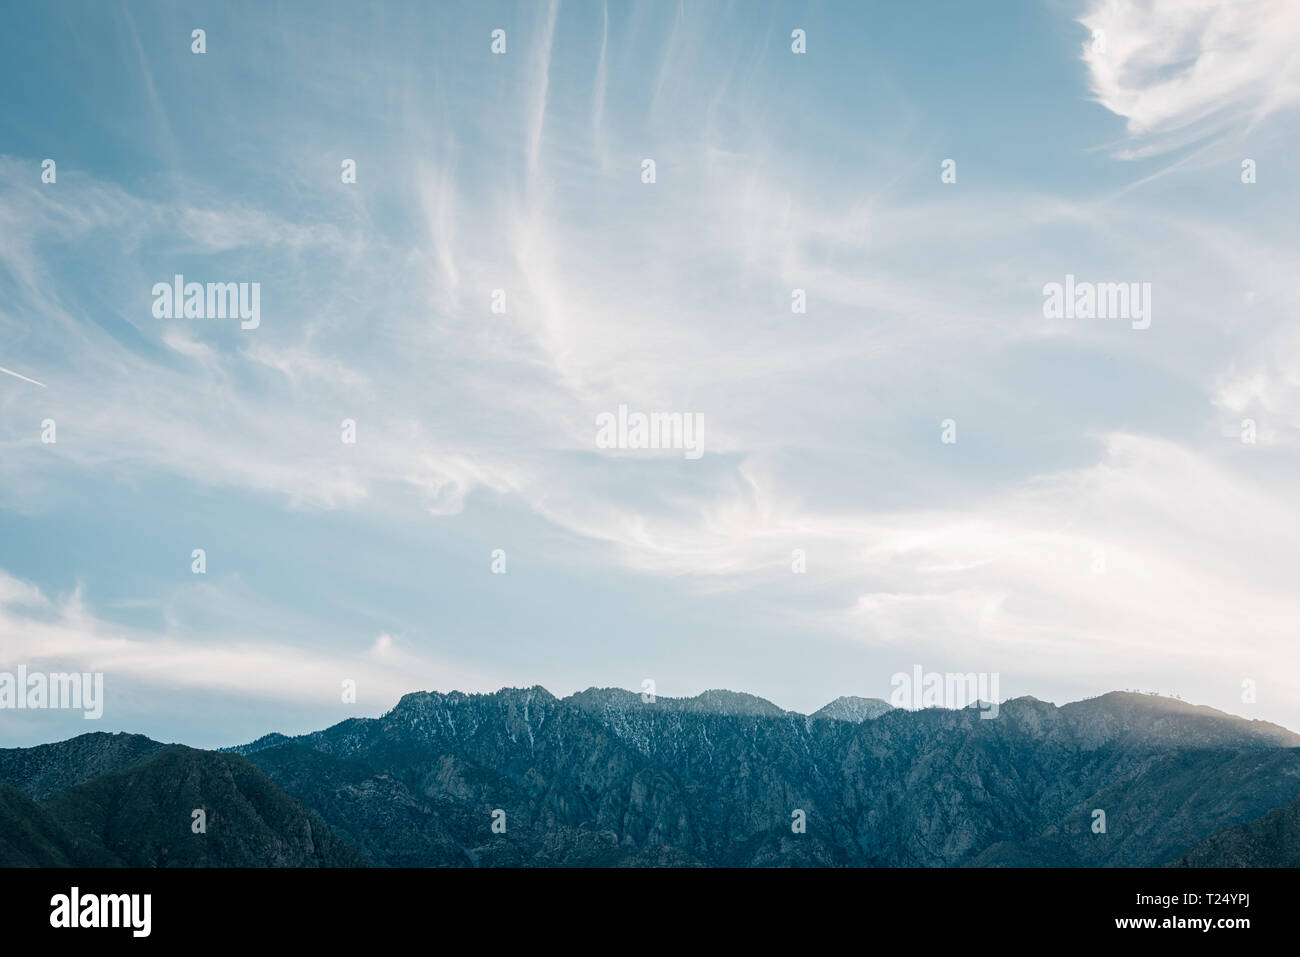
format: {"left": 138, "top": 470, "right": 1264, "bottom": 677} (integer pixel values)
{"left": 233, "top": 686, "right": 1296, "bottom": 749}
{"left": 4, "top": 686, "right": 1299, "bottom": 867}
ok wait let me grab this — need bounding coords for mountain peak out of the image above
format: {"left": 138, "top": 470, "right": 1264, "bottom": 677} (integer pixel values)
{"left": 1059, "top": 691, "right": 1300, "bottom": 748}
{"left": 810, "top": 696, "right": 893, "bottom": 723}
{"left": 689, "top": 689, "right": 785, "bottom": 716}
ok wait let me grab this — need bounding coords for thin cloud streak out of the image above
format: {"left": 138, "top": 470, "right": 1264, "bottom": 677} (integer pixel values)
{"left": 0, "top": 365, "right": 46, "bottom": 388}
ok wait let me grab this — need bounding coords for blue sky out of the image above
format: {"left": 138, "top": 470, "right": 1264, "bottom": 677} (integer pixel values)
{"left": 2, "top": 0, "right": 1299, "bottom": 747}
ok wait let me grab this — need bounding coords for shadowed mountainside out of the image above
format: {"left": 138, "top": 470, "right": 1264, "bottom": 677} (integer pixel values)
{"left": 1169, "top": 792, "right": 1300, "bottom": 867}
{"left": 0, "top": 742, "right": 368, "bottom": 866}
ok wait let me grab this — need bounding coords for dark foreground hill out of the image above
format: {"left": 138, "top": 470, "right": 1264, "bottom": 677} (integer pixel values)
{"left": 3, "top": 688, "right": 1299, "bottom": 867}
{"left": 1169, "top": 792, "right": 1300, "bottom": 867}
{"left": 0, "top": 784, "right": 116, "bottom": 867}
{"left": 0, "top": 740, "right": 366, "bottom": 867}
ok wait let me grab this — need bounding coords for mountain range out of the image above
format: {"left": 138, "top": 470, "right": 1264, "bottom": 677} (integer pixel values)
{"left": 2, "top": 686, "right": 1299, "bottom": 867}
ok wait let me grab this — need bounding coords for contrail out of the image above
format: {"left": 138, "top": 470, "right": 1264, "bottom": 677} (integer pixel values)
{"left": 0, "top": 365, "right": 47, "bottom": 388}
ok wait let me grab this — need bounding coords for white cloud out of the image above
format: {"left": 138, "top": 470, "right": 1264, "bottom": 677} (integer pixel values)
{"left": 1080, "top": 0, "right": 1300, "bottom": 154}
{"left": 0, "top": 571, "right": 503, "bottom": 708}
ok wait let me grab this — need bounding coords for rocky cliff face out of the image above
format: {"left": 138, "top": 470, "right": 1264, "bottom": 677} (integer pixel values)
{"left": 4, "top": 688, "right": 1298, "bottom": 867}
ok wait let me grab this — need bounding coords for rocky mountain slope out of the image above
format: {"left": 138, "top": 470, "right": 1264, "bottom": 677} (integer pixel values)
{"left": 3, "top": 687, "right": 1298, "bottom": 867}
{"left": 0, "top": 731, "right": 167, "bottom": 801}
{"left": 232, "top": 687, "right": 1300, "bottom": 867}
{"left": 811, "top": 696, "right": 894, "bottom": 723}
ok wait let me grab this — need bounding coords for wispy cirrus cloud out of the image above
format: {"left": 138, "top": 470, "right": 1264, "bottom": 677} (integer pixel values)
{"left": 2, "top": 1, "right": 1299, "bottom": 744}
